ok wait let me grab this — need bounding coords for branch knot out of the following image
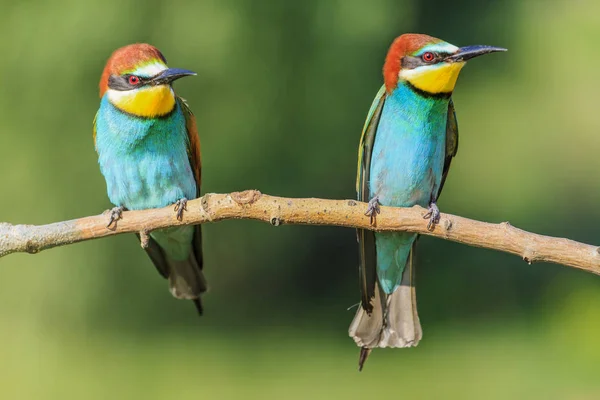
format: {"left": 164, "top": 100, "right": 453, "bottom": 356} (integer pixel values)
{"left": 230, "top": 190, "right": 262, "bottom": 205}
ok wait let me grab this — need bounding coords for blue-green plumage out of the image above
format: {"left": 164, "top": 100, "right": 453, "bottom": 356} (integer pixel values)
{"left": 350, "top": 81, "right": 456, "bottom": 353}
{"left": 95, "top": 96, "right": 196, "bottom": 262}
{"left": 350, "top": 79, "right": 460, "bottom": 372}
{"left": 95, "top": 43, "right": 206, "bottom": 315}
{"left": 94, "top": 93, "right": 205, "bottom": 315}
{"left": 369, "top": 83, "right": 449, "bottom": 293}
{"left": 95, "top": 96, "right": 196, "bottom": 211}
{"left": 349, "top": 33, "right": 505, "bottom": 371}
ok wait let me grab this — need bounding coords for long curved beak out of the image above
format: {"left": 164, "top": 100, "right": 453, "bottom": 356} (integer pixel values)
{"left": 151, "top": 68, "right": 196, "bottom": 85}
{"left": 445, "top": 45, "right": 507, "bottom": 62}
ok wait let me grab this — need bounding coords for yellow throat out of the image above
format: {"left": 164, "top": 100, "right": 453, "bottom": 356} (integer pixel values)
{"left": 400, "top": 62, "right": 465, "bottom": 94}
{"left": 108, "top": 85, "right": 176, "bottom": 118}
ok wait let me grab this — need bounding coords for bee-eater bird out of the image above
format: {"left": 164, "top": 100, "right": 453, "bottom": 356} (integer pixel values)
{"left": 349, "top": 34, "right": 505, "bottom": 369}
{"left": 93, "top": 44, "right": 206, "bottom": 314}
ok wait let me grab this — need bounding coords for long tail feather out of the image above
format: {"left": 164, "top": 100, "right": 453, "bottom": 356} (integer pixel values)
{"left": 349, "top": 242, "right": 422, "bottom": 369}
{"left": 193, "top": 299, "right": 203, "bottom": 316}
{"left": 167, "top": 250, "right": 207, "bottom": 300}
{"left": 141, "top": 233, "right": 207, "bottom": 315}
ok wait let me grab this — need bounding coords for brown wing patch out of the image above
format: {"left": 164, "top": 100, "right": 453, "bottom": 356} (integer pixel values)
{"left": 178, "top": 96, "right": 204, "bottom": 275}
{"left": 179, "top": 97, "right": 202, "bottom": 190}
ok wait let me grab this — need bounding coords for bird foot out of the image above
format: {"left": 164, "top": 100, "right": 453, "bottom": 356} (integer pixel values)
{"left": 423, "top": 202, "right": 440, "bottom": 231}
{"left": 364, "top": 196, "right": 380, "bottom": 225}
{"left": 106, "top": 206, "right": 124, "bottom": 229}
{"left": 174, "top": 198, "right": 188, "bottom": 221}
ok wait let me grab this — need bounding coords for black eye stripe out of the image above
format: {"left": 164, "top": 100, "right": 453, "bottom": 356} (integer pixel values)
{"left": 107, "top": 74, "right": 149, "bottom": 91}
{"left": 401, "top": 52, "right": 452, "bottom": 69}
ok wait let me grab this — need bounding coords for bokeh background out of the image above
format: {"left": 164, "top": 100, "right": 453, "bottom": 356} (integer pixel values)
{"left": 1, "top": 0, "right": 600, "bottom": 398}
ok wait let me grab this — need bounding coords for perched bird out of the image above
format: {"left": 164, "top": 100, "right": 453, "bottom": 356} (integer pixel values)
{"left": 349, "top": 34, "right": 505, "bottom": 369}
{"left": 94, "top": 44, "right": 206, "bottom": 314}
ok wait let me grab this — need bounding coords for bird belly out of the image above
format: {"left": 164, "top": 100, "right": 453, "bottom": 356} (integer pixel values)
{"left": 103, "top": 150, "right": 196, "bottom": 211}
{"left": 369, "top": 126, "right": 445, "bottom": 293}
{"left": 104, "top": 150, "right": 196, "bottom": 261}
{"left": 95, "top": 99, "right": 196, "bottom": 211}
{"left": 369, "top": 126, "right": 445, "bottom": 209}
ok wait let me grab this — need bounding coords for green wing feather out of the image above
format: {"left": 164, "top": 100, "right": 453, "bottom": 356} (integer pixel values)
{"left": 356, "top": 85, "right": 387, "bottom": 313}
{"left": 437, "top": 99, "right": 459, "bottom": 198}
{"left": 178, "top": 96, "right": 204, "bottom": 272}
{"left": 93, "top": 112, "right": 98, "bottom": 149}
{"left": 356, "top": 85, "right": 387, "bottom": 195}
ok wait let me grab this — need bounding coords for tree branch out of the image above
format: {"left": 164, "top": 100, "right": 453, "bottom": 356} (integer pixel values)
{"left": 1, "top": 190, "right": 599, "bottom": 275}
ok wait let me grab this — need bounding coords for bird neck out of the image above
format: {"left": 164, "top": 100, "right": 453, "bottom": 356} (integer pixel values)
{"left": 389, "top": 82, "right": 450, "bottom": 117}
{"left": 96, "top": 95, "right": 185, "bottom": 151}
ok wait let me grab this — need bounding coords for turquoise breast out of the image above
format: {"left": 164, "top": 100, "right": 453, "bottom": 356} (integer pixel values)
{"left": 95, "top": 96, "right": 197, "bottom": 210}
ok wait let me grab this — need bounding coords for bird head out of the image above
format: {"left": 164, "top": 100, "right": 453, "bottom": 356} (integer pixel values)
{"left": 99, "top": 44, "right": 196, "bottom": 118}
{"left": 383, "top": 33, "right": 506, "bottom": 96}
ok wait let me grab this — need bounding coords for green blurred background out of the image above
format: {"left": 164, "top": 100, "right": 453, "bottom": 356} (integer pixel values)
{"left": 1, "top": 0, "right": 600, "bottom": 398}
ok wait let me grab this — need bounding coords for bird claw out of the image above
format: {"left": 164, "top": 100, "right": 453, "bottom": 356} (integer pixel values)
{"left": 174, "top": 198, "right": 188, "bottom": 221}
{"left": 364, "top": 196, "right": 380, "bottom": 225}
{"left": 423, "top": 202, "right": 440, "bottom": 231}
{"left": 106, "top": 206, "right": 124, "bottom": 229}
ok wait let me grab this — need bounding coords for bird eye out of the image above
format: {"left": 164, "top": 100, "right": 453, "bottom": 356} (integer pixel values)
{"left": 128, "top": 75, "right": 140, "bottom": 85}
{"left": 422, "top": 52, "right": 435, "bottom": 62}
